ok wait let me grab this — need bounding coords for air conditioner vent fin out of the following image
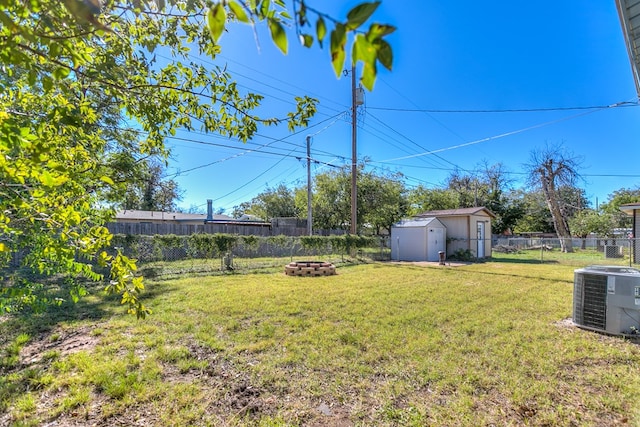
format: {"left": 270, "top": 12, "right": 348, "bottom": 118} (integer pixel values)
{"left": 577, "top": 273, "right": 607, "bottom": 330}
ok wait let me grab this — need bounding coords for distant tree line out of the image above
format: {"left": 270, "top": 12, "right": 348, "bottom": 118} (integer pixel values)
{"left": 222, "top": 146, "right": 640, "bottom": 251}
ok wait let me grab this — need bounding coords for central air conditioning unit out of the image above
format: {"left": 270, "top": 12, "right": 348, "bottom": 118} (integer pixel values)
{"left": 604, "top": 245, "right": 623, "bottom": 258}
{"left": 573, "top": 265, "right": 640, "bottom": 335}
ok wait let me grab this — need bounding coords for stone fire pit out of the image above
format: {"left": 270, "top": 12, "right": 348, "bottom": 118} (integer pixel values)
{"left": 284, "top": 261, "right": 336, "bottom": 276}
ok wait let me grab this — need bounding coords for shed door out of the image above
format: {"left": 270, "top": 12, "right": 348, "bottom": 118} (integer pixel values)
{"left": 477, "top": 222, "right": 485, "bottom": 258}
{"left": 427, "top": 227, "right": 444, "bottom": 262}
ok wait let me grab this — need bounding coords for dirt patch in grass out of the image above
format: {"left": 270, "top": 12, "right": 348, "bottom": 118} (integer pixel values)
{"left": 554, "top": 317, "right": 576, "bottom": 329}
{"left": 157, "top": 343, "right": 360, "bottom": 425}
{"left": 161, "top": 342, "right": 273, "bottom": 421}
{"left": 19, "top": 325, "right": 101, "bottom": 365}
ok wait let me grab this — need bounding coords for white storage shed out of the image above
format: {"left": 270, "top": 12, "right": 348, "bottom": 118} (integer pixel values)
{"left": 391, "top": 218, "right": 446, "bottom": 262}
{"left": 415, "top": 207, "right": 495, "bottom": 258}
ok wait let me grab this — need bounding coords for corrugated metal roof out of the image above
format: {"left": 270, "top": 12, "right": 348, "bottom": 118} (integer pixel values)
{"left": 393, "top": 217, "right": 444, "bottom": 228}
{"left": 617, "top": 0, "right": 640, "bottom": 97}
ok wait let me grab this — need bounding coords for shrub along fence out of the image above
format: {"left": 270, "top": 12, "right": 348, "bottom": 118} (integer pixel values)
{"left": 3, "top": 234, "right": 390, "bottom": 281}
{"left": 110, "top": 234, "right": 391, "bottom": 265}
{"left": 112, "top": 234, "right": 637, "bottom": 266}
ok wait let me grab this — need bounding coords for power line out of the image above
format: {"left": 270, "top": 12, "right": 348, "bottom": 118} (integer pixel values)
{"left": 367, "top": 101, "right": 640, "bottom": 113}
{"left": 380, "top": 107, "right": 609, "bottom": 163}
{"left": 367, "top": 111, "right": 461, "bottom": 170}
{"left": 378, "top": 78, "right": 470, "bottom": 145}
{"left": 156, "top": 52, "right": 349, "bottom": 117}
{"left": 172, "top": 109, "right": 351, "bottom": 160}
{"left": 215, "top": 53, "right": 350, "bottom": 112}
{"left": 166, "top": 112, "right": 347, "bottom": 179}
{"left": 368, "top": 160, "right": 640, "bottom": 179}
{"left": 357, "top": 119, "right": 457, "bottom": 170}
{"left": 219, "top": 163, "right": 303, "bottom": 209}
{"left": 209, "top": 144, "right": 316, "bottom": 204}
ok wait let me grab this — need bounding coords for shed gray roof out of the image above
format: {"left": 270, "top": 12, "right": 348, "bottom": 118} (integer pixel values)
{"left": 393, "top": 217, "right": 444, "bottom": 228}
{"left": 415, "top": 207, "right": 496, "bottom": 219}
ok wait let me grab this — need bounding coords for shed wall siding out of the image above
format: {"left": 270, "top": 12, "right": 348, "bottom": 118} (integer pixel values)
{"left": 390, "top": 218, "right": 446, "bottom": 261}
{"left": 433, "top": 217, "right": 468, "bottom": 256}
{"left": 436, "top": 217, "right": 467, "bottom": 239}
{"left": 391, "top": 227, "right": 427, "bottom": 261}
{"left": 434, "top": 214, "right": 492, "bottom": 257}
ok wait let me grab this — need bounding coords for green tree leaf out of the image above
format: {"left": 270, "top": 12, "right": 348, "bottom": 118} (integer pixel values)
{"left": 39, "top": 170, "right": 55, "bottom": 187}
{"left": 330, "top": 23, "right": 346, "bottom": 77}
{"left": 297, "top": 1, "right": 307, "bottom": 26}
{"left": 361, "top": 60, "right": 377, "bottom": 91}
{"left": 353, "top": 33, "right": 376, "bottom": 64}
{"left": 42, "top": 75, "right": 53, "bottom": 92}
{"left": 366, "top": 23, "right": 396, "bottom": 41}
{"left": 346, "top": 1, "right": 380, "bottom": 30}
{"left": 207, "top": 3, "right": 227, "bottom": 42}
{"left": 268, "top": 18, "right": 288, "bottom": 54}
{"left": 299, "top": 33, "right": 313, "bottom": 47}
{"left": 52, "top": 67, "right": 70, "bottom": 80}
{"left": 316, "top": 16, "right": 326, "bottom": 47}
{"left": 228, "top": 0, "right": 250, "bottom": 23}
{"left": 100, "top": 175, "right": 114, "bottom": 185}
{"left": 376, "top": 39, "right": 393, "bottom": 70}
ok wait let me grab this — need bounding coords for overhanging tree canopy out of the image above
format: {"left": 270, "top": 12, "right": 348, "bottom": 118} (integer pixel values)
{"left": 0, "top": 0, "right": 395, "bottom": 316}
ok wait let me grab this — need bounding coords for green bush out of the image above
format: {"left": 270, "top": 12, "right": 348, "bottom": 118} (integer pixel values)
{"left": 188, "top": 234, "right": 218, "bottom": 259}
{"left": 299, "top": 236, "right": 329, "bottom": 252}
{"left": 449, "top": 249, "right": 474, "bottom": 261}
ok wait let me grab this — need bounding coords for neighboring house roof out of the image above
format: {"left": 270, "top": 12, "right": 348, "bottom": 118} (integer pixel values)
{"left": 619, "top": 203, "right": 640, "bottom": 215}
{"left": 205, "top": 214, "right": 237, "bottom": 222}
{"left": 204, "top": 219, "right": 271, "bottom": 227}
{"left": 236, "top": 214, "right": 262, "bottom": 222}
{"left": 415, "top": 207, "right": 496, "bottom": 219}
{"left": 115, "top": 210, "right": 232, "bottom": 222}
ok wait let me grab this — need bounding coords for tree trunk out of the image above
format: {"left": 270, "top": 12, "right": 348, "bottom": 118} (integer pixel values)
{"left": 540, "top": 172, "right": 573, "bottom": 253}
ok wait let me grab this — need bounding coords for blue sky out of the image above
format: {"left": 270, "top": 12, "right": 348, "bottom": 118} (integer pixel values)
{"left": 164, "top": 1, "right": 640, "bottom": 214}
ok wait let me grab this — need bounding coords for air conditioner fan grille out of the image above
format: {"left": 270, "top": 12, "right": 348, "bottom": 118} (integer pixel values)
{"left": 575, "top": 273, "right": 607, "bottom": 330}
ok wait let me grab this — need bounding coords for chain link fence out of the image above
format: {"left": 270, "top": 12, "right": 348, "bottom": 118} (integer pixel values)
{"left": 113, "top": 234, "right": 639, "bottom": 272}
{"left": 492, "top": 237, "right": 639, "bottom": 267}
{"left": 7, "top": 234, "right": 636, "bottom": 283}
{"left": 108, "top": 234, "right": 392, "bottom": 279}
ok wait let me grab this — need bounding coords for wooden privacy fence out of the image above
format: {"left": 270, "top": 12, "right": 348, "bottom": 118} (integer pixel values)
{"left": 106, "top": 221, "right": 347, "bottom": 237}
{"left": 106, "top": 222, "right": 298, "bottom": 236}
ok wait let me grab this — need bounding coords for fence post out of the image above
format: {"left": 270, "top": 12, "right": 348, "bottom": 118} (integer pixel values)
{"left": 540, "top": 238, "right": 544, "bottom": 263}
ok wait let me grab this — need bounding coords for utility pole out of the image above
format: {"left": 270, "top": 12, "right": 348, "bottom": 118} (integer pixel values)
{"left": 350, "top": 64, "right": 357, "bottom": 235}
{"left": 306, "top": 135, "right": 312, "bottom": 236}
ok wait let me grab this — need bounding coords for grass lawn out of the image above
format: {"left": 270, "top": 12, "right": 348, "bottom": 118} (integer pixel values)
{"left": 493, "top": 246, "right": 635, "bottom": 268}
{"left": 2, "top": 259, "right": 640, "bottom": 426}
